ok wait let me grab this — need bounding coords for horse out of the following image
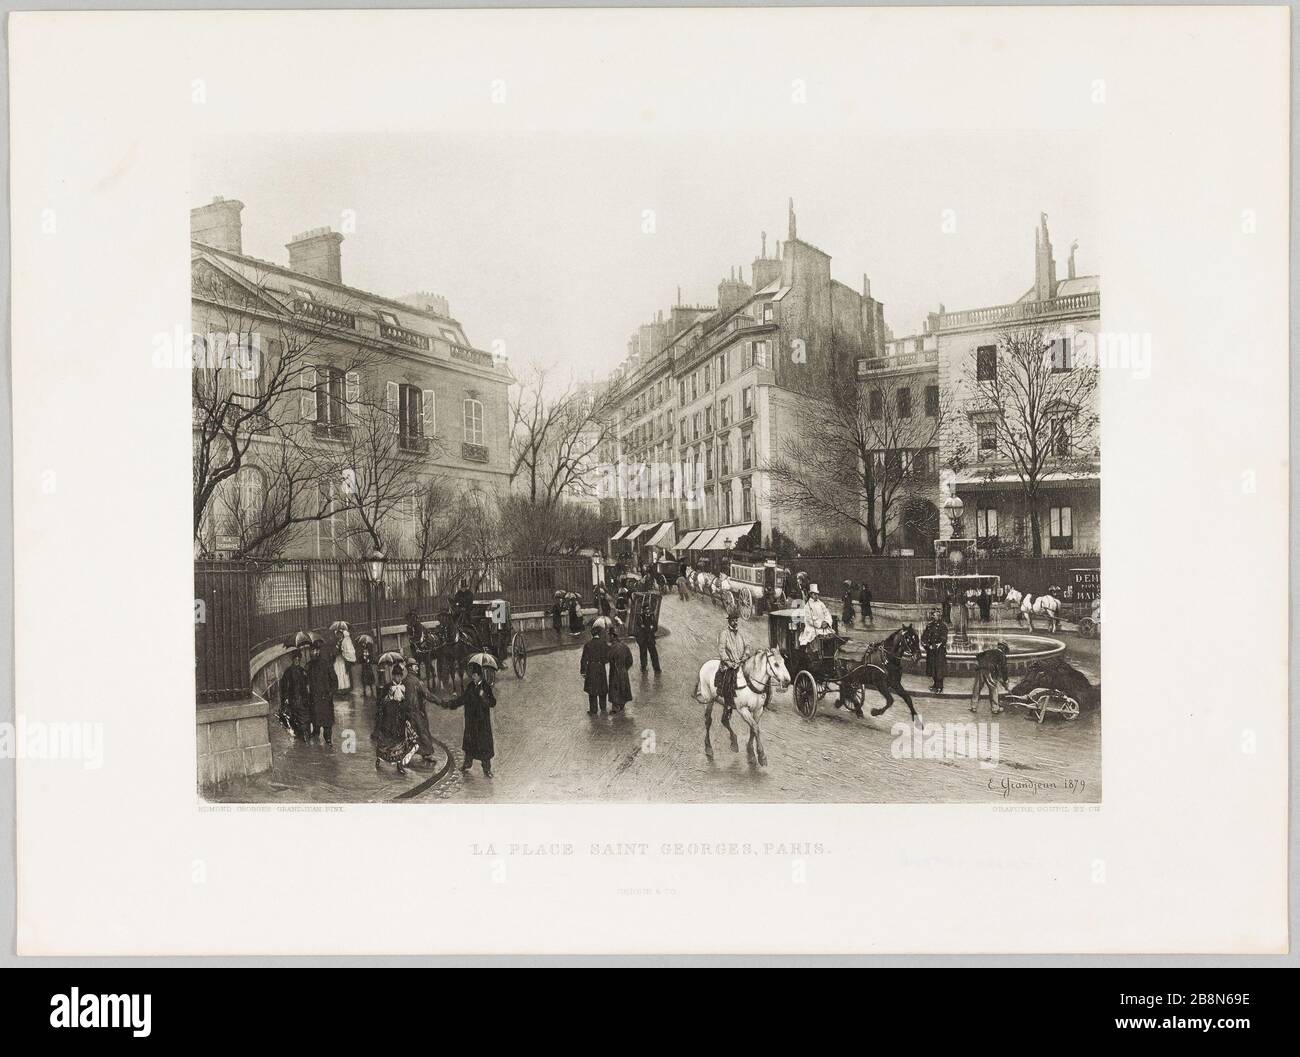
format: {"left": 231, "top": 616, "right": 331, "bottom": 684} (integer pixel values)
{"left": 694, "top": 648, "right": 792, "bottom": 767}
{"left": 1003, "top": 584, "right": 1061, "bottom": 633}
{"left": 846, "top": 625, "right": 924, "bottom": 728}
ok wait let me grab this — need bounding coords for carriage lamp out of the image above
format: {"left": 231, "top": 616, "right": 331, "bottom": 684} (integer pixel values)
{"left": 364, "top": 548, "right": 387, "bottom": 585}
{"left": 942, "top": 492, "right": 965, "bottom": 536}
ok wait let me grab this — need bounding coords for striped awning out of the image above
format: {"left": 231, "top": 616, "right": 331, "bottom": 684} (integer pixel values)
{"left": 624, "top": 522, "right": 659, "bottom": 543}
{"left": 609, "top": 526, "right": 633, "bottom": 542}
{"left": 700, "top": 522, "right": 757, "bottom": 550}
{"left": 645, "top": 522, "right": 676, "bottom": 548}
{"left": 675, "top": 529, "right": 705, "bottom": 550}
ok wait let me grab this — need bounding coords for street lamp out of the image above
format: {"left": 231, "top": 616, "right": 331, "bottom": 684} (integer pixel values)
{"left": 362, "top": 548, "right": 386, "bottom": 684}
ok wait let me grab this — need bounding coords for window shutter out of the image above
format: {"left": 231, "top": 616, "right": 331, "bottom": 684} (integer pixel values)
{"left": 345, "top": 371, "right": 361, "bottom": 419}
{"left": 301, "top": 367, "right": 317, "bottom": 420}
{"left": 386, "top": 381, "right": 400, "bottom": 433}
{"left": 422, "top": 389, "right": 435, "bottom": 436}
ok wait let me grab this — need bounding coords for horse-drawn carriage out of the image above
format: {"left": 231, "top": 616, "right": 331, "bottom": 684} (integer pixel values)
{"left": 768, "top": 608, "right": 923, "bottom": 724}
{"left": 409, "top": 598, "right": 527, "bottom": 685}
{"left": 461, "top": 599, "right": 528, "bottom": 680}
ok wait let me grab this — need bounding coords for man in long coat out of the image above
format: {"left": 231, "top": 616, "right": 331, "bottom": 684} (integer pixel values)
{"left": 278, "top": 647, "right": 312, "bottom": 741}
{"left": 859, "top": 581, "right": 873, "bottom": 625}
{"left": 921, "top": 611, "right": 949, "bottom": 693}
{"left": 440, "top": 662, "right": 496, "bottom": 776}
{"left": 841, "top": 581, "right": 856, "bottom": 627}
{"left": 306, "top": 638, "right": 336, "bottom": 744}
{"left": 580, "top": 627, "right": 610, "bottom": 714}
{"left": 635, "top": 595, "right": 661, "bottom": 675}
{"left": 606, "top": 627, "right": 634, "bottom": 714}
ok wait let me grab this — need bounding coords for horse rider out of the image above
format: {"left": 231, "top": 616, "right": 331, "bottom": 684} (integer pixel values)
{"left": 970, "top": 641, "right": 1011, "bottom": 714}
{"left": 798, "top": 584, "right": 835, "bottom": 656}
{"left": 715, "top": 605, "right": 750, "bottom": 714}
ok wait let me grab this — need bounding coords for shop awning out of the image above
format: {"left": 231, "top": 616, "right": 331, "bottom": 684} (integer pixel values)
{"left": 624, "top": 522, "right": 659, "bottom": 544}
{"left": 645, "top": 521, "right": 676, "bottom": 548}
{"left": 701, "top": 522, "right": 757, "bottom": 550}
{"left": 690, "top": 528, "right": 722, "bottom": 550}
{"left": 675, "top": 529, "right": 705, "bottom": 550}
{"left": 609, "top": 526, "right": 632, "bottom": 542}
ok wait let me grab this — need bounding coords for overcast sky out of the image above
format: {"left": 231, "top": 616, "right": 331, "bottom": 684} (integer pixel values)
{"left": 194, "top": 129, "right": 1098, "bottom": 383}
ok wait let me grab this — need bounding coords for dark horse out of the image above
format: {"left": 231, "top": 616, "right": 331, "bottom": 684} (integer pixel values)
{"left": 427, "top": 615, "right": 480, "bottom": 691}
{"left": 844, "top": 625, "right": 924, "bottom": 728}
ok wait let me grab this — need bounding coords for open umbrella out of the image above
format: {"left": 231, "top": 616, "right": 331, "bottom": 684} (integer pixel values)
{"left": 356, "top": 633, "right": 374, "bottom": 646}
{"left": 591, "top": 615, "right": 613, "bottom": 631}
{"left": 329, "top": 620, "right": 349, "bottom": 633}
{"left": 466, "top": 652, "right": 500, "bottom": 670}
{"left": 292, "top": 630, "right": 313, "bottom": 648}
{"left": 378, "top": 651, "right": 405, "bottom": 666}
{"left": 564, "top": 591, "right": 580, "bottom": 601}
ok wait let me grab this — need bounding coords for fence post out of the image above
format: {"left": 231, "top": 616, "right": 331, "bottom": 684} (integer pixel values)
{"left": 303, "top": 562, "right": 313, "bottom": 630}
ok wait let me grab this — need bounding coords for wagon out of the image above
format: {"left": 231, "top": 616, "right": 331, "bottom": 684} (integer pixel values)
{"left": 458, "top": 598, "right": 528, "bottom": 679}
{"left": 1000, "top": 687, "right": 1081, "bottom": 723}
{"left": 768, "top": 608, "right": 863, "bottom": 718}
{"left": 627, "top": 590, "right": 662, "bottom": 639}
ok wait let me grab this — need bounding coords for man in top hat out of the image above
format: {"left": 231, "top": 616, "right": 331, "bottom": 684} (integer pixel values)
{"left": 798, "top": 584, "right": 834, "bottom": 653}
{"left": 970, "top": 641, "right": 1010, "bottom": 714}
{"left": 920, "top": 610, "right": 949, "bottom": 694}
{"left": 635, "top": 593, "right": 661, "bottom": 675}
{"left": 715, "top": 605, "right": 750, "bottom": 715}
{"left": 580, "top": 625, "right": 610, "bottom": 714}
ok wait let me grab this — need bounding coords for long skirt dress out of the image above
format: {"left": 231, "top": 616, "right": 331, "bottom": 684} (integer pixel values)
{"left": 607, "top": 640, "right": 634, "bottom": 709}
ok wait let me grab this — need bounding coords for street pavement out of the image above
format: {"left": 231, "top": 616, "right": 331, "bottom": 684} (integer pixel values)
{"left": 210, "top": 592, "right": 1101, "bottom": 804}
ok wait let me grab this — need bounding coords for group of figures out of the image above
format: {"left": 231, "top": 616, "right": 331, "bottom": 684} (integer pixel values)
{"left": 919, "top": 609, "right": 1012, "bottom": 710}
{"left": 276, "top": 623, "right": 371, "bottom": 745}
{"left": 576, "top": 583, "right": 663, "bottom": 715}
{"left": 372, "top": 655, "right": 496, "bottom": 778}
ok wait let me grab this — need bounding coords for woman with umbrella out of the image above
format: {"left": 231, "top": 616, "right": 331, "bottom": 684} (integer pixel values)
{"left": 356, "top": 633, "right": 376, "bottom": 698}
{"left": 439, "top": 654, "right": 497, "bottom": 777}
{"left": 278, "top": 639, "right": 312, "bottom": 741}
{"left": 605, "top": 623, "right": 633, "bottom": 715}
{"left": 566, "top": 591, "right": 584, "bottom": 635}
{"left": 330, "top": 621, "right": 356, "bottom": 695}
{"left": 373, "top": 654, "right": 440, "bottom": 774}
{"left": 550, "top": 590, "right": 565, "bottom": 637}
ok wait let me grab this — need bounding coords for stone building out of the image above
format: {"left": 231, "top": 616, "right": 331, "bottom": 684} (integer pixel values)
{"left": 190, "top": 196, "right": 513, "bottom": 559}
{"left": 603, "top": 201, "right": 889, "bottom": 557}
{"left": 933, "top": 215, "right": 1101, "bottom": 555}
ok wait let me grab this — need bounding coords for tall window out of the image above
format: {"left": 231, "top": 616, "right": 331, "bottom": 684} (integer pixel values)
{"left": 724, "top": 486, "right": 734, "bottom": 523}
{"left": 976, "top": 345, "right": 998, "bottom": 382}
{"left": 717, "top": 353, "right": 728, "bottom": 384}
{"left": 463, "top": 398, "right": 484, "bottom": 445}
{"left": 397, "top": 384, "right": 432, "bottom": 439}
{"left": 976, "top": 505, "right": 998, "bottom": 540}
{"left": 1049, "top": 506, "right": 1073, "bottom": 550}
{"left": 720, "top": 434, "right": 732, "bottom": 476}
{"left": 742, "top": 477, "right": 753, "bottom": 520}
{"left": 705, "top": 406, "right": 714, "bottom": 434}
{"left": 703, "top": 364, "right": 712, "bottom": 393}
{"left": 692, "top": 412, "right": 701, "bottom": 440}
{"left": 316, "top": 367, "right": 348, "bottom": 425}
{"left": 705, "top": 445, "right": 714, "bottom": 481}
{"left": 719, "top": 396, "right": 731, "bottom": 427}
{"left": 1050, "top": 414, "right": 1072, "bottom": 456}
{"left": 742, "top": 431, "right": 753, "bottom": 469}
{"left": 742, "top": 387, "right": 754, "bottom": 418}
{"left": 748, "top": 340, "right": 770, "bottom": 369}
{"left": 763, "top": 302, "right": 774, "bottom": 324}
{"left": 679, "top": 417, "right": 687, "bottom": 444}
{"left": 896, "top": 387, "right": 912, "bottom": 418}
{"left": 691, "top": 372, "right": 699, "bottom": 400}
{"left": 977, "top": 421, "right": 997, "bottom": 455}
{"left": 925, "top": 384, "right": 940, "bottom": 417}
{"left": 679, "top": 379, "right": 686, "bottom": 404}
{"left": 868, "top": 389, "right": 883, "bottom": 419}
{"left": 1049, "top": 337, "right": 1072, "bottom": 372}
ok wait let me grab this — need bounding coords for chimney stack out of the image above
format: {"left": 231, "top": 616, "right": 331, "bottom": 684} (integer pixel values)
{"left": 862, "top": 273, "right": 872, "bottom": 299}
{"left": 287, "top": 226, "right": 344, "bottom": 283}
{"left": 190, "top": 196, "right": 244, "bottom": 253}
{"left": 399, "top": 291, "right": 451, "bottom": 317}
{"left": 1068, "top": 240, "right": 1078, "bottom": 280}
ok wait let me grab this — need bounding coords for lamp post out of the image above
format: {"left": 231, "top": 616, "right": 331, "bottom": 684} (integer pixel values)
{"left": 363, "top": 547, "right": 386, "bottom": 686}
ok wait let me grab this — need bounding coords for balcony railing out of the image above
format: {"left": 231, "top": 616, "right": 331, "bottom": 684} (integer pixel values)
{"left": 450, "top": 344, "right": 496, "bottom": 369}
{"left": 858, "top": 349, "right": 939, "bottom": 375}
{"left": 312, "top": 421, "right": 352, "bottom": 441}
{"left": 462, "top": 441, "right": 489, "bottom": 463}
{"left": 398, "top": 434, "right": 430, "bottom": 454}
{"left": 295, "top": 300, "right": 356, "bottom": 330}
{"left": 936, "top": 291, "right": 1100, "bottom": 332}
{"left": 381, "top": 322, "right": 431, "bottom": 351}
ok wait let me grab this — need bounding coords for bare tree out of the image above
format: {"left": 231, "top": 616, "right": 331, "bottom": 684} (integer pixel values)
{"left": 190, "top": 261, "right": 374, "bottom": 549}
{"left": 953, "top": 325, "right": 1100, "bottom": 556}
{"left": 510, "top": 365, "right": 621, "bottom": 508}
{"left": 767, "top": 364, "right": 950, "bottom": 553}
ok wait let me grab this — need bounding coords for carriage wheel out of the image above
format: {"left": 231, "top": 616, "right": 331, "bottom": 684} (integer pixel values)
{"left": 1058, "top": 695, "right": 1080, "bottom": 721}
{"left": 738, "top": 590, "right": 754, "bottom": 619}
{"left": 1078, "top": 618, "right": 1096, "bottom": 638}
{"left": 511, "top": 632, "right": 527, "bottom": 678}
{"left": 793, "top": 670, "right": 818, "bottom": 719}
{"left": 844, "top": 683, "right": 866, "bottom": 716}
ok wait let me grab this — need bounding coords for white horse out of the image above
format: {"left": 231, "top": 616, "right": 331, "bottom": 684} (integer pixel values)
{"left": 1003, "top": 584, "right": 1061, "bottom": 633}
{"left": 694, "top": 648, "right": 792, "bottom": 767}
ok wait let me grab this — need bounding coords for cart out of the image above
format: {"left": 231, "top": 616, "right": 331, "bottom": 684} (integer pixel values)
{"left": 1000, "top": 687, "right": 1081, "bottom": 723}
{"left": 460, "top": 598, "right": 528, "bottom": 679}
{"left": 768, "top": 607, "right": 862, "bottom": 718}
{"left": 627, "top": 589, "right": 662, "bottom": 640}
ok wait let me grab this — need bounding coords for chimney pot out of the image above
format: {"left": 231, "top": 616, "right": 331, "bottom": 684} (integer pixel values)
{"left": 286, "top": 227, "right": 344, "bottom": 284}
{"left": 190, "top": 196, "right": 245, "bottom": 254}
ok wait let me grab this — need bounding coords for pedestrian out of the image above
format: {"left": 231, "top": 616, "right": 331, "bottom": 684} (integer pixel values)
{"left": 978, "top": 588, "right": 992, "bottom": 623}
{"left": 606, "top": 626, "right": 634, "bottom": 714}
{"left": 357, "top": 635, "right": 376, "bottom": 698}
{"left": 580, "top": 626, "right": 610, "bottom": 714}
{"left": 567, "top": 593, "right": 583, "bottom": 635}
{"left": 278, "top": 646, "right": 312, "bottom": 741}
{"left": 970, "top": 641, "right": 1010, "bottom": 715}
{"left": 439, "top": 661, "right": 496, "bottom": 777}
{"left": 551, "top": 590, "right": 565, "bottom": 636}
{"left": 841, "top": 580, "right": 856, "bottom": 627}
{"left": 921, "top": 610, "right": 948, "bottom": 693}
{"left": 596, "top": 585, "right": 612, "bottom": 617}
{"left": 374, "top": 659, "right": 441, "bottom": 774}
{"left": 332, "top": 624, "right": 356, "bottom": 696}
{"left": 859, "top": 581, "right": 873, "bottom": 625}
{"left": 635, "top": 595, "right": 661, "bottom": 675}
{"left": 306, "top": 637, "right": 336, "bottom": 744}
